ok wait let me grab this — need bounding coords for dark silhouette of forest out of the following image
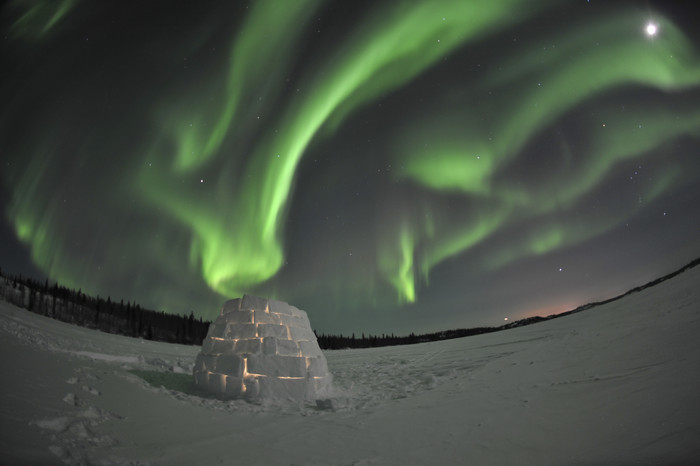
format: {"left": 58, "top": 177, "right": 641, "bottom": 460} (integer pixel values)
{"left": 1, "top": 256, "right": 698, "bottom": 350}
{"left": 0, "top": 270, "right": 209, "bottom": 345}
{"left": 315, "top": 327, "right": 498, "bottom": 350}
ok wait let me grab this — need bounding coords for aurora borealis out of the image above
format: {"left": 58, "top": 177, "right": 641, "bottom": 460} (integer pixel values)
{"left": 2, "top": 1, "right": 700, "bottom": 335}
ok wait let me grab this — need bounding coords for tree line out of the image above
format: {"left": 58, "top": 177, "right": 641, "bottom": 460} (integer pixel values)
{"left": 0, "top": 269, "right": 209, "bottom": 346}
{"left": 2, "top": 256, "right": 697, "bottom": 350}
{"left": 315, "top": 327, "right": 498, "bottom": 350}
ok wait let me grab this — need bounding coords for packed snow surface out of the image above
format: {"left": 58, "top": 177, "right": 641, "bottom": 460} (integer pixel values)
{"left": 1, "top": 266, "right": 699, "bottom": 465}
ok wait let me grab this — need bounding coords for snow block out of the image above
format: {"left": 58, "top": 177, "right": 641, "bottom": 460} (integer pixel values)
{"left": 309, "top": 376, "right": 332, "bottom": 397}
{"left": 247, "top": 355, "right": 306, "bottom": 378}
{"left": 269, "top": 299, "right": 294, "bottom": 315}
{"left": 258, "top": 376, "right": 307, "bottom": 401}
{"left": 194, "top": 354, "right": 204, "bottom": 371}
{"left": 213, "top": 314, "right": 229, "bottom": 326}
{"left": 241, "top": 295, "right": 269, "bottom": 312}
{"left": 289, "top": 325, "right": 315, "bottom": 342}
{"left": 222, "top": 298, "right": 241, "bottom": 314}
{"left": 252, "top": 309, "right": 280, "bottom": 325}
{"left": 261, "top": 337, "right": 277, "bottom": 355}
{"left": 298, "top": 312, "right": 312, "bottom": 329}
{"left": 225, "top": 310, "right": 253, "bottom": 324}
{"left": 277, "top": 314, "right": 303, "bottom": 328}
{"left": 193, "top": 295, "right": 332, "bottom": 403}
{"left": 214, "top": 354, "right": 244, "bottom": 377}
{"left": 202, "top": 338, "right": 235, "bottom": 355}
{"left": 299, "top": 340, "right": 323, "bottom": 358}
{"left": 225, "top": 323, "right": 257, "bottom": 339}
{"left": 224, "top": 377, "right": 245, "bottom": 398}
{"left": 244, "top": 377, "right": 259, "bottom": 400}
{"left": 206, "top": 372, "right": 226, "bottom": 394}
{"left": 234, "top": 338, "right": 261, "bottom": 355}
{"left": 257, "top": 324, "right": 288, "bottom": 339}
{"left": 195, "top": 354, "right": 218, "bottom": 372}
{"left": 193, "top": 369, "right": 209, "bottom": 387}
{"left": 201, "top": 339, "right": 215, "bottom": 354}
{"left": 207, "top": 323, "right": 227, "bottom": 339}
{"left": 276, "top": 339, "right": 300, "bottom": 357}
{"left": 307, "top": 356, "right": 329, "bottom": 377}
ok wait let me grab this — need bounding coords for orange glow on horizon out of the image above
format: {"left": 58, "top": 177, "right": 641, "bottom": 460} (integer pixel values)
{"left": 515, "top": 300, "right": 585, "bottom": 321}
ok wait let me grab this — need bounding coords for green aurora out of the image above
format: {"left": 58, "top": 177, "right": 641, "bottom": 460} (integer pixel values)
{"left": 2, "top": 0, "right": 700, "bottom": 334}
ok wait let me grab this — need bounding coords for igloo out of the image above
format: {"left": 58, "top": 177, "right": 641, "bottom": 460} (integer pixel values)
{"left": 193, "top": 295, "right": 332, "bottom": 403}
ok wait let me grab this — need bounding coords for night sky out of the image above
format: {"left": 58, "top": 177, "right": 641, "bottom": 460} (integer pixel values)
{"left": 2, "top": 0, "right": 700, "bottom": 335}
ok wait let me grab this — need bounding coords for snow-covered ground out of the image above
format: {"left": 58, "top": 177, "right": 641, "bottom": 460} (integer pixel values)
{"left": 2, "top": 266, "right": 699, "bottom": 465}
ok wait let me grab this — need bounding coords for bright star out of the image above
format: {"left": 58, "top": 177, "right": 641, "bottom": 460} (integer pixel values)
{"left": 645, "top": 22, "right": 658, "bottom": 37}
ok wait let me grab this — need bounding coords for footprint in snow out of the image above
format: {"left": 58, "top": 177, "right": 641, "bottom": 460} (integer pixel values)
{"left": 33, "top": 416, "right": 73, "bottom": 433}
{"left": 63, "top": 393, "right": 79, "bottom": 406}
{"left": 81, "top": 385, "right": 100, "bottom": 396}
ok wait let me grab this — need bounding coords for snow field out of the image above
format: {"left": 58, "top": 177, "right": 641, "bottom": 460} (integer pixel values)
{"left": 1, "top": 266, "right": 699, "bottom": 464}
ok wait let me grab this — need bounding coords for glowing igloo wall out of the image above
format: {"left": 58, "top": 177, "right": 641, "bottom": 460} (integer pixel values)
{"left": 193, "top": 295, "right": 332, "bottom": 402}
